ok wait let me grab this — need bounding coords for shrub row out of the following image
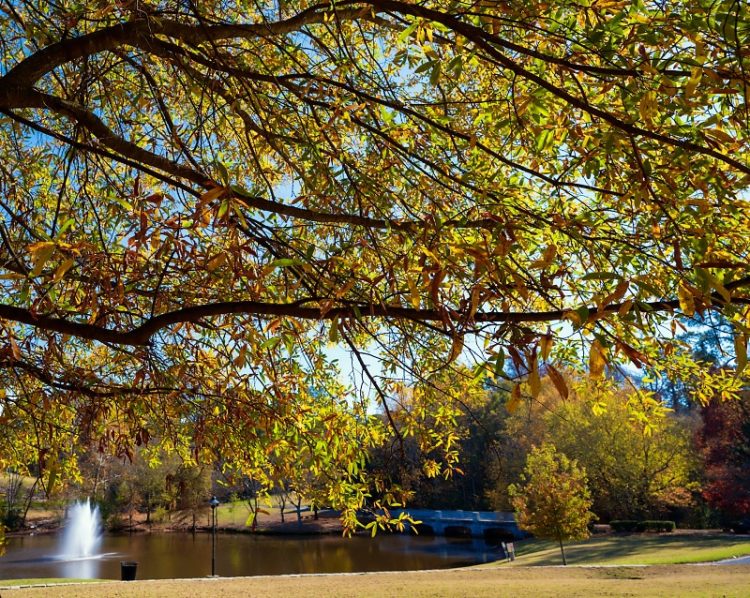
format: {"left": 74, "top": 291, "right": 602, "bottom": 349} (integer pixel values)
{"left": 610, "top": 520, "right": 676, "bottom": 533}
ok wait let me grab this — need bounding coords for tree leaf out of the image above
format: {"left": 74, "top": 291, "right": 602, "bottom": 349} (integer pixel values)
{"left": 734, "top": 332, "right": 747, "bottom": 376}
{"left": 677, "top": 283, "right": 695, "bottom": 316}
{"left": 546, "top": 364, "right": 569, "bottom": 400}
{"left": 540, "top": 333, "right": 553, "bottom": 362}
{"left": 507, "top": 383, "right": 522, "bottom": 413}
{"left": 52, "top": 258, "right": 75, "bottom": 283}
{"left": 28, "top": 241, "right": 56, "bottom": 277}
{"left": 589, "top": 340, "right": 606, "bottom": 379}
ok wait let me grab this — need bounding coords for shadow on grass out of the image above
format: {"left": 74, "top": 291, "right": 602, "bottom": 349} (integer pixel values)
{"left": 509, "top": 534, "right": 750, "bottom": 566}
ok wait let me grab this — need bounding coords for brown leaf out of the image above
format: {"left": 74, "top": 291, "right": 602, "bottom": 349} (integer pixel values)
{"left": 448, "top": 334, "right": 464, "bottom": 364}
{"left": 9, "top": 336, "right": 21, "bottom": 360}
{"left": 546, "top": 364, "right": 569, "bottom": 400}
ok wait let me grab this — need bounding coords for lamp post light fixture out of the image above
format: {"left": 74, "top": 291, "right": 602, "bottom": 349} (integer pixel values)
{"left": 209, "top": 495, "right": 220, "bottom": 576}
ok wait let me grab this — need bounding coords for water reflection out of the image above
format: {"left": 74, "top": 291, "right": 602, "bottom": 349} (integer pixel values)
{"left": 0, "top": 533, "right": 500, "bottom": 580}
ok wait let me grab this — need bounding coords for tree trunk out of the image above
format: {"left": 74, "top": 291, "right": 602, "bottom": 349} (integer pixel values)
{"left": 21, "top": 476, "right": 40, "bottom": 527}
{"left": 558, "top": 533, "right": 567, "bottom": 566}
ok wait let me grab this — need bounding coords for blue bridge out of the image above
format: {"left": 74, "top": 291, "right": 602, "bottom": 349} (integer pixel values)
{"left": 390, "top": 509, "right": 525, "bottom": 541}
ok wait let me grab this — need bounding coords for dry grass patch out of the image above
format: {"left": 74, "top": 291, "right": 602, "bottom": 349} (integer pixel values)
{"left": 3, "top": 565, "right": 750, "bottom": 598}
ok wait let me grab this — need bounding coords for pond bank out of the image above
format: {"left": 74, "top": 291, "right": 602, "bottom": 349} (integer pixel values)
{"left": 9, "top": 505, "right": 344, "bottom": 538}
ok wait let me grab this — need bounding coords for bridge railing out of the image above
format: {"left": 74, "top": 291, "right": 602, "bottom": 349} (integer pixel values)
{"left": 390, "top": 509, "right": 516, "bottom": 524}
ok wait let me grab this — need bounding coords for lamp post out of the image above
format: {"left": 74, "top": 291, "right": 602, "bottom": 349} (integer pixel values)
{"left": 209, "top": 495, "right": 220, "bottom": 576}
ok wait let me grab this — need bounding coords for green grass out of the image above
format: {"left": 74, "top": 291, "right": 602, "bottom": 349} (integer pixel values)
{"left": 498, "top": 533, "right": 750, "bottom": 566}
{"left": 216, "top": 501, "right": 268, "bottom": 527}
{"left": 216, "top": 498, "right": 306, "bottom": 528}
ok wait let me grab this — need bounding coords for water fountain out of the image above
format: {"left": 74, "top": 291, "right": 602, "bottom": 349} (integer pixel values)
{"left": 59, "top": 499, "right": 102, "bottom": 560}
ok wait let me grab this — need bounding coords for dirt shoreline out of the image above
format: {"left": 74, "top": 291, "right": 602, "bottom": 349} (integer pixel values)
{"left": 7, "top": 510, "right": 345, "bottom": 538}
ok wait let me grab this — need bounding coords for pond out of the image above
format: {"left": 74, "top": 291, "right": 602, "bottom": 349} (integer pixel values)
{"left": 0, "top": 532, "right": 501, "bottom": 580}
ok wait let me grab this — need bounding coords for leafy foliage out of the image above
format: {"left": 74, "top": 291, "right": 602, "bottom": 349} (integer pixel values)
{"left": 509, "top": 443, "right": 595, "bottom": 565}
{"left": 489, "top": 375, "right": 700, "bottom": 520}
{"left": 698, "top": 392, "right": 750, "bottom": 520}
{"left": 0, "top": 1, "right": 749, "bottom": 520}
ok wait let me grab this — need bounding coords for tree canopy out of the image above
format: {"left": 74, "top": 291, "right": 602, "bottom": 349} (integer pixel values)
{"left": 489, "top": 375, "right": 699, "bottom": 520}
{"left": 509, "top": 443, "right": 595, "bottom": 565}
{"left": 1, "top": 0, "right": 749, "bottom": 519}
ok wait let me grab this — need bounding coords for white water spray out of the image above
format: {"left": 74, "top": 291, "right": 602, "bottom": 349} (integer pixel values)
{"left": 59, "top": 499, "right": 102, "bottom": 559}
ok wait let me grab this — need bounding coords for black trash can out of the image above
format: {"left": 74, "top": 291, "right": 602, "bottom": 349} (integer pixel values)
{"left": 121, "top": 561, "right": 138, "bottom": 581}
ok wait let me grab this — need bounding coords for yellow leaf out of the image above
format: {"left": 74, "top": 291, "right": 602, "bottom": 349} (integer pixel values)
{"left": 448, "top": 334, "right": 464, "bottom": 364}
{"left": 677, "top": 283, "right": 695, "bottom": 316}
{"left": 28, "top": 241, "right": 56, "bottom": 277}
{"left": 469, "top": 285, "right": 481, "bottom": 318}
{"left": 528, "top": 364, "right": 541, "bottom": 399}
{"left": 540, "top": 333, "right": 553, "bottom": 362}
{"left": 335, "top": 278, "right": 357, "bottom": 299}
{"left": 507, "top": 383, "right": 522, "bottom": 413}
{"left": 589, "top": 339, "right": 606, "bottom": 379}
{"left": 52, "top": 258, "right": 75, "bottom": 283}
{"left": 601, "top": 280, "right": 629, "bottom": 309}
{"left": 199, "top": 186, "right": 227, "bottom": 205}
{"left": 639, "top": 91, "right": 658, "bottom": 124}
{"left": 206, "top": 253, "right": 226, "bottom": 271}
{"left": 706, "top": 272, "right": 731, "bottom": 303}
{"left": 407, "top": 276, "right": 421, "bottom": 309}
{"left": 563, "top": 309, "right": 582, "bottom": 326}
{"left": 530, "top": 243, "right": 557, "bottom": 269}
{"left": 684, "top": 66, "right": 702, "bottom": 99}
{"left": 9, "top": 335, "right": 21, "bottom": 360}
{"left": 420, "top": 246, "right": 441, "bottom": 266}
{"left": 735, "top": 332, "right": 747, "bottom": 376}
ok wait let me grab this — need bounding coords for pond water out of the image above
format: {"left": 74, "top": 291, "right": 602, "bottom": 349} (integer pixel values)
{"left": 0, "top": 532, "right": 501, "bottom": 580}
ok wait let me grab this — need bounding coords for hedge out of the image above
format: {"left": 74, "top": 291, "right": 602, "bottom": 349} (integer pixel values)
{"left": 609, "top": 520, "right": 639, "bottom": 532}
{"left": 609, "top": 519, "right": 675, "bottom": 533}
{"left": 636, "top": 520, "right": 676, "bottom": 533}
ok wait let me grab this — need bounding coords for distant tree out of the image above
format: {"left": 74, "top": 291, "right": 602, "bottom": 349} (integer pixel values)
{"left": 491, "top": 375, "right": 700, "bottom": 521}
{"left": 134, "top": 456, "right": 171, "bottom": 526}
{"left": 547, "top": 385, "right": 699, "bottom": 521}
{"left": 509, "top": 444, "right": 595, "bottom": 566}
{"left": 167, "top": 464, "right": 212, "bottom": 532}
{"left": 365, "top": 369, "right": 496, "bottom": 510}
{"left": 698, "top": 392, "right": 750, "bottom": 523}
{"left": 649, "top": 312, "right": 737, "bottom": 412}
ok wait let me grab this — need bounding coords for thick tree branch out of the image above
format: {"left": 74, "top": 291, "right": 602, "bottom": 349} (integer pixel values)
{"left": 2, "top": 281, "right": 750, "bottom": 347}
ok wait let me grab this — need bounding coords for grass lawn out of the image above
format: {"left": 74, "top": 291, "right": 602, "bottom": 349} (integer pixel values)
{"left": 500, "top": 533, "right": 750, "bottom": 566}
{"left": 1, "top": 565, "right": 750, "bottom": 597}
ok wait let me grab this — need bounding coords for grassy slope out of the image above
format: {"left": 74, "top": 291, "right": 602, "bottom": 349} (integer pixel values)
{"left": 501, "top": 533, "right": 750, "bottom": 566}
